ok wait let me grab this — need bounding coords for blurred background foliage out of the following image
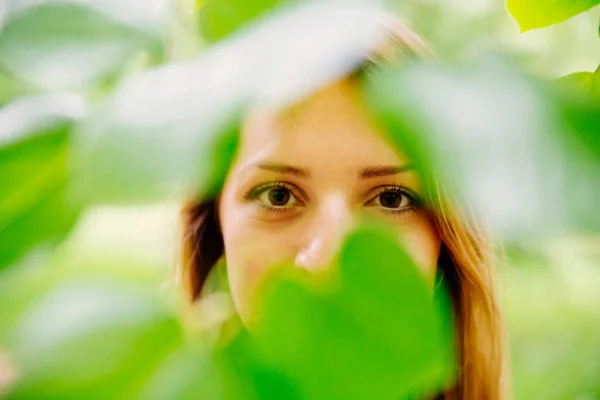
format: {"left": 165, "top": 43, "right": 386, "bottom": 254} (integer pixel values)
{"left": 1, "top": 0, "right": 600, "bottom": 399}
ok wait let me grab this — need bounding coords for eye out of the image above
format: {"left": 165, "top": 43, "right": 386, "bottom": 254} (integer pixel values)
{"left": 259, "top": 186, "right": 298, "bottom": 208}
{"left": 364, "top": 184, "right": 420, "bottom": 213}
{"left": 246, "top": 181, "right": 304, "bottom": 210}
{"left": 379, "top": 190, "right": 405, "bottom": 209}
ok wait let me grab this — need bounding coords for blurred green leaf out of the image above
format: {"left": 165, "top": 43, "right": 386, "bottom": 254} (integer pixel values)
{"left": 124, "top": 314, "right": 300, "bottom": 400}
{"left": 363, "top": 58, "right": 600, "bottom": 237}
{"left": 0, "top": 94, "right": 86, "bottom": 270}
{"left": 253, "top": 224, "right": 455, "bottom": 400}
{"left": 555, "top": 68, "right": 600, "bottom": 169}
{"left": 507, "top": 0, "right": 600, "bottom": 31}
{"left": 0, "top": 0, "right": 167, "bottom": 89}
{"left": 0, "top": 260, "right": 299, "bottom": 400}
{"left": 197, "top": 0, "right": 287, "bottom": 42}
{"left": 557, "top": 102, "right": 600, "bottom": 230}
{"left": 74, "top": 1, "right": 386, "bottom": 204}
{"left": 557, "top": 68, "right": 600, "bottom": 102}
{"left": 0, "top": 67, "right": 31, "bottom": 107}
{"left": 0, "top": 1, "right": 6, "bottom": 30}
{"left": 0, "top": 263, "right": 183, "bottom": 400}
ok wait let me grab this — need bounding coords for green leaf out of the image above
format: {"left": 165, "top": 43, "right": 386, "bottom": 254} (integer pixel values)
{"left": 252, "top": 224, "right": 455, "bottom": 400}
{"left": 0, "top": 2, "right": 6, "bottom": 30}
{"left": 557, "top": 98, "right": 600, "bottom": 225}
{"left": 0, "top": 93, "right": 86, "bottom": 270}
{"left": 363, "top": 58, "right": 600, "bottom": 236}
{"left": 0, "top": 67, "right": 32, "bottom": 107}
{"left": 0, "top": 262, "right": 298, "bottom": 400}
{"left": 0, "top": 264, "right": 184, "bottom": 400}
{"left": 507, "top": 0, "right": 600, "bottom": 32}
{"left": 0, "top": 0, "right": 166, "bottom": 89}
{"left": 197, "top": 0, "right": 288, "bottom": 42}
{"left": 557, "top": 68, "right": 600, "bottom": 102}
{"left": 75, "top": 1, "right": 386, "bottom": 204}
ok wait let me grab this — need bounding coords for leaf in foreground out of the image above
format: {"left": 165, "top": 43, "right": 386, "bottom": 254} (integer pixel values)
{"left": 0, "top": 93, "right": 86, "bottom": 270}
{"left": 74, "top": 1, "right": 386, "bottom": 204}
{"left": 252, "top": 224, "right": 455, "bottom": 400}
{"left": 0, "top": 0, "right": 167, "bottom": 88}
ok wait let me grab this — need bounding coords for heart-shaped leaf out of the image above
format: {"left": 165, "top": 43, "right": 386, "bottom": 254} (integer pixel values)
{"left": 252, "top": 224, "right": 455, "bottom": 400}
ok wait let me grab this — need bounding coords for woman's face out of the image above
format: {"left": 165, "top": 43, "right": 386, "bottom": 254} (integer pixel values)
{"left": 218, "top": 79, "right": 441, "bottom": 319}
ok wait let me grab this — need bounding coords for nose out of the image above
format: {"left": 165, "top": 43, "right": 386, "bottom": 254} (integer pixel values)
{"left": 294, "top": 193, "right": 354, "bottom": 272}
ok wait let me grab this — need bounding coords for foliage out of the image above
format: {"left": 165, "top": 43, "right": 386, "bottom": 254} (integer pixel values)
{"left": 508, "top": 0, "right": 600, "bottom": 98}
{"left": 72, "top": 1, "right": 383, "bottom": 204}
{"left": 508, "top": 0, "right": 600, "bottom": 31}
{"left": 0, "top": 94, "right": 85, "bottom": 270}
{"left": 0, "top": 0, "right": 599, "bottom": 398}
{"left": 252, "top": 225, "right": 455, "bottom": 399}
{"left": 363, "top": 58, "right": 600, "bottom": 236}
{"left": 197, "top": 0, "right": 286, "bottom": 42}
{"left": 0, "top": 224, "right": 453, "bottom": 400}
{"left": 0, "top": 0, "right": 166, "bottom": 89}
{"left": 558, "top": 68, "right": 600, "bottom": 101}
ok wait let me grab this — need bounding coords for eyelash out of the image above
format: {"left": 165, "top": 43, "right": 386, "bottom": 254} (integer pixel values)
{"left": 365, "top": 184, "right": 422, "bottom": 217}
{"left": 244, "top": 181, "right": 422, "bottom": 217}
{"left": 244, "top": 180, "right": 305, "bottom": 208}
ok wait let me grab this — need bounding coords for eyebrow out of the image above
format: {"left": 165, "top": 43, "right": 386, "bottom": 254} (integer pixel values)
{"left": 359, "top": 165, "right": 414, "bottom": 178}
{"left": 247, "top": 162, "right": 414, "bottom": 179}
{"left": 251, "top": 163, "right": 311, "bottom": 178}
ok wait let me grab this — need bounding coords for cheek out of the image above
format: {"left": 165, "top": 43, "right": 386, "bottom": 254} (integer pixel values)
{"left": 220, "top": 207, "right": 297, "bottom": 319}
{"left": 395, "top": 213, "right": 441, "bottom": 283}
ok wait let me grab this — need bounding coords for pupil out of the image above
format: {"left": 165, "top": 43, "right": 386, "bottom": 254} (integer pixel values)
{"left": 380, "top": 192, "right": 401, "bottom": 208}
{"left": 269, "top": 188, "right": 290, "bottom": 206}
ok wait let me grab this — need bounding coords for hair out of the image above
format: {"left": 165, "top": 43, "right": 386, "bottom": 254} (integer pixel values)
{"left": 179, "top": 15, "right": 509, "bottom": 400}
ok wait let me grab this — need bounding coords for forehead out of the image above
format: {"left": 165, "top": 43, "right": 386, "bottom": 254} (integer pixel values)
{"left": 234, "top": 79, "right": 405, "bottom": 173}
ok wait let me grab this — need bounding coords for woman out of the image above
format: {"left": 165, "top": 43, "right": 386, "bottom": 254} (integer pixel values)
{"left": 180, "top": 15, "right": 508, "bottom": 400}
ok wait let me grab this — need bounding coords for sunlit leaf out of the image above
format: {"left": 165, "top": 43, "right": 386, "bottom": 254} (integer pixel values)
{"left": 197, "top": 0, "right": 287, "bottom": 42}
{"left": 0, "top": 0, "right": 168, "bottom": 89}
{"left": 75, "top": 1, "right": 386, "bottom": 204}
{"left": 557, "top": 69, "right": 600, "bottom": 102}
{"left": 0, "top": 93, "right": 86, "bottom": 270}
{"left": 252, "top": 224, "right": 455, "bottom": 400}
{"left": 507, "top": 0, "right": 600, "bottom": 31}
